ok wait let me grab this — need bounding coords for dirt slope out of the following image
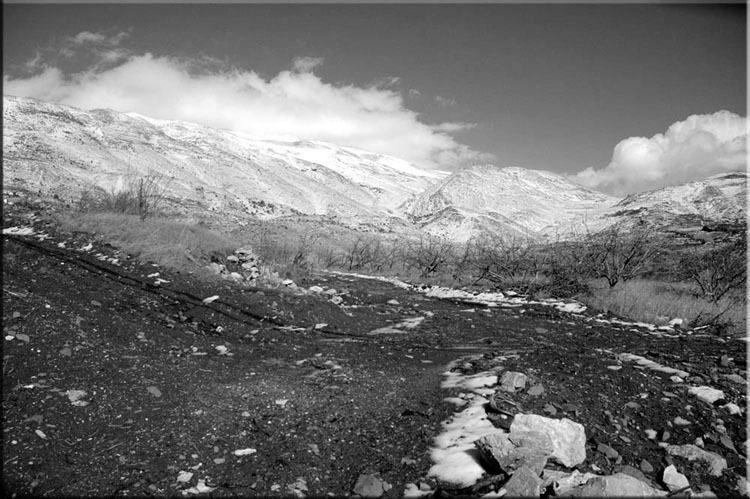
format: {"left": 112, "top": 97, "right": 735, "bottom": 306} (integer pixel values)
{"left": 3, "top": 200, "right": 747, "bottom": 497}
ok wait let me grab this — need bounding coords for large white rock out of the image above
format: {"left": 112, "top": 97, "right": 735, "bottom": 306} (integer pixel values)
{"left": 510, "top": 414, "right": 586, "bottom": 467}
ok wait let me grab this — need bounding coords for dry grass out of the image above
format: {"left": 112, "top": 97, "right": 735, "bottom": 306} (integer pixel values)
{"left": 582, "top": 278, "right": 747, "bottom": 336}
{"left": 58, "top": 213, "right": 242, "bottom": 271}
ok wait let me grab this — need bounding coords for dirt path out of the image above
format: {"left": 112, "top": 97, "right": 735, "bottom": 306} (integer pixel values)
{"left": 3, "top": 206, "right": 747, "bottom": 497}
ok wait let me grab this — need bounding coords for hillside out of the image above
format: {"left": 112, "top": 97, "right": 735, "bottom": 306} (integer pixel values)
{"left": 2, "top": 95, "right": 444, "bottom": 231}
{"left": 3, "top": 95, "right": 745, "bottom": 241}
{"left": 404, "top": 165, "right": 619, "bottom": 241}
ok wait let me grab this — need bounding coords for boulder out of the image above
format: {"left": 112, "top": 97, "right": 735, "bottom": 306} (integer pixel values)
{"left": 510, "top": 414, "right": 586, "bottom": 467}
{"left": 503, "top": 466, "right": 542, "bottom": 497}
{"left": 474, "top": 432, "right": 549, "bottom": 475}
{"left": 665, "top": 444, "right": 727, "bottom": 476}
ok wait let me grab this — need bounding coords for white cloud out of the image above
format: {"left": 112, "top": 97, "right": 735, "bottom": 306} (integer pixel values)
{"left": 3, "top": 44, "right": 486, "bottom": 170}
{"left": 569, "top": 111, "right": 747, "bottom": 196}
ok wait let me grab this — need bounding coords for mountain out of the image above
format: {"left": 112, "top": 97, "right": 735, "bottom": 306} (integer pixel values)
{"left": 602, "top": 172, "right": 747, "bottom": 229}
{"left": 404, "top": 165, "right": 619, "bottom": 241}
{"left": 2, "top": 95, "right": 445, "bottom": 231}
{"left": 3, "top": 95, "right": 745, "bottom": 241}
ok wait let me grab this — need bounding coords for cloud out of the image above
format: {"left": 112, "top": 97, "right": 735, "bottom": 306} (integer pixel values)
{"left": 4, "top": 41, "right": 486, "bottom": 170}
{"left": 291, "top": 56, "right": 323, "bottom": 73}
{"left": 435, "top": 95, "right": 456, "bottom": 107}
{"left": 569, "top": 111, "right": 747, "bottom": 196}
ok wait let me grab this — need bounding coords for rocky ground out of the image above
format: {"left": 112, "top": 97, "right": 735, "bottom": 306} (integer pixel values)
{"left": 2, "top": 197, "right": 748, "bottom": 498}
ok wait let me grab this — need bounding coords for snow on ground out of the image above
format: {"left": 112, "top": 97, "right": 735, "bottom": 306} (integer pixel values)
{"left": 428, "top": 356, "right": 507, "bottom": 488}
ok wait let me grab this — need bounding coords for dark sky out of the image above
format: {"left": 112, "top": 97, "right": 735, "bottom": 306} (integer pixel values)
{"left": 3, "top": 2, "right": 747, "bottom": 193}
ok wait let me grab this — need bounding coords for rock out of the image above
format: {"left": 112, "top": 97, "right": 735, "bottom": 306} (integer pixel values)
{"left": 206, "top": 262, "right": 224, "bottom": 274}
{"left": 688, "top": 386, "right": 725, "bottom": 405}
{"left": 645, "top": 429, "right": 657, "bottom": 440}
{"left": 510, "top": 414, "right": 586, "bottom": 467}
{"left": 527, "top": 384, "right": 544, "bottom": 396}
{"left": 673, "top": 416, "right": 691, "bottom": 426}
{"left": 352, "top": 473, "right": 390, "bottom": 498}
{"left": 228, "top": 272, "right": 243, "bottom": 281}
{"left": 548, "top": 470, "right": 599, "bottom": 495}
{"left": 474, "top": 432, "right": 549, "bottom": 475}
{"left": 670, "top": 375, "right": 684, "bottom": 383}
{"left": 499, "top": 371, "right": 528, "bottom": 392}
{"left": 721, "top": 402, "right": 741, "bottom": 415}
{"left": 723, "top": 374, "right": 746, "bottom": 384}
{"left": 308, "top": 286, "right": 324, "bottom": 293}
{"left": 226, "top": 255, "right": 239, "bottom": 262}
{"left": 719, "top": 434, "right": 736, "bottom": 452}
{"left": 718, "top": 355, "right": 731, "bottom": 367}
{"left": 561, "top": 403, "right": 579, "bottom": 415}
{"left": 597, "top": 443, "right": 619, "bottom": 460}
{"left": 665, "top": 444, "right": 727, "bottom": 476}
{"left": 640, "top": 459, "right": 654, "bottom": 474}
{"left": 613, "top": 465, "right": 652, "bottom": 486}
{"left": 387, "top": 299, "right": 400, "bottom": 305}
{"left": 503, "top": 466, "right": 542, "bottom": 497}
{"left": 662, "top": 465, "right": 689, "bottom": 491}
{"left": 543, "top": 404, "right": 557, "bottom": 415}
{"left": 569, "top": 473, "right": 666, "bottom": 497}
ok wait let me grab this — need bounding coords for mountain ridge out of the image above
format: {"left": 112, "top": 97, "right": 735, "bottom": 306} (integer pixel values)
{"left": 3, "top": 95, "right": 745, "bottom": 240}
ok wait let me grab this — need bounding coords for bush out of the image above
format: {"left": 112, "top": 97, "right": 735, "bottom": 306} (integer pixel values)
{"left": 78, "top": 174, "right": 168, "bottom": 220}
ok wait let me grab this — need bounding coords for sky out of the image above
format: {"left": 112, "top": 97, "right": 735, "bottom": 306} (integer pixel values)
{"left": 2, "top": 1, "right": 747, "bottom": 196}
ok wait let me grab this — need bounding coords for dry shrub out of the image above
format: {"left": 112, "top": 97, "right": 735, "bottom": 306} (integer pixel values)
{"left": 58, "top": 213, "right": 241, "bottom": 271}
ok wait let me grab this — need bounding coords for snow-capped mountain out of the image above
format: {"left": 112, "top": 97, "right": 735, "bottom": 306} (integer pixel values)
{"left": 404, "top": 165, "right": 619, "bottom": 241}
{"left": 2, "top": 95, "right": 445, "bottom": 230}
{"left": 602, "top": 172, "right": 747, "bottom": 228}
{"left": 3, "top": 95, "right": 745, "bottom": 241}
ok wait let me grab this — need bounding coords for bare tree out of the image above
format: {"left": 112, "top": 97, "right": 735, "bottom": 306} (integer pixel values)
{"left": 585, "top": 224, "right": 659, "bottom": 288}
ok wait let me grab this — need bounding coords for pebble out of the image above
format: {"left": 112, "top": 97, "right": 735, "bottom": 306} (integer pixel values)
{"left": 542, "top": 404, "right": 557, "bottom": 415}
{"left": 645, "top": 429, "right": 657, "bottom": 440}
{"left": 673, "top": 416, "right": 691, "bottom": 426}
{"left": 597, "top": 443, "right": 619, "bottom": 459}
{"left": 640, "top": 459, "right": 654, "bottom": 473}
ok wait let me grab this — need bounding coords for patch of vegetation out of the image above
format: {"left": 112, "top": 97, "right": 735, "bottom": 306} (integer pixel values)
{"left": 58, "top": 212, "right": 242, "bottom": 271}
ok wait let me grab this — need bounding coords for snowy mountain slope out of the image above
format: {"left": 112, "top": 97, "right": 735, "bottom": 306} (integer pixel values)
{"left": 3, "top": 95, "right": 444, "bottom": 229}
{"left": 405, "top": 165, "right": 619, "bottom": 241}
{"left": 602, "top": 172, "right": 747, "bottom": 226}
{"left": 3, "top": 95, "right": 745, "bottom": 241}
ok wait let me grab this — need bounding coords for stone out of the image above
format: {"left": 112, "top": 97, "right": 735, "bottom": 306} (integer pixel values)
{"left": 352, "top": 473, "right": 390, "bottom": 498}
{"left": 543, "top": 404, "right": 557, "bottom": 415}
{"left": 640, "top": 459, "right": 654, "bottom": 474}
{"left": 665, "top": 444, "right": 727, "bottom": 477}
{"left": 718, "top": 355, "right": 731, "bottom": 367}
{"left": 719, "top": 435, "right": 736, "bottom": 452}
{"left": 206, "top": 262, "right": 224, "bottom": 274}
{"left": 613, "top": 465, "right": 651, "bottom": 486}
{"left": 226, "top": 255, "right": 239, "bottom": 262}
{"left": 570, "top": 473, "right": 666, "bottom": 497}
{"left": 723, "top": 374, "right": 746, "bottom": 384}
{"left": 597, "top": 443, "right": 619, "bottom": 460}
{"left": 673, "top": 416, "right": 691, "bottom": 426}
{"left": 688, "top": 386, "right": 725, "bottom": 405}
{"left": 662, "top": 464, "right": 689, "bottom": 491}
{"left": 499, "top": 371, "right": 528, "bottom": 392}
{"left": 510, "top": 414, "right": 586, "bottom": 467}
{"left": 504, "top": 466, "right": 542, "bottom": 497}
{"left": 475, "top": 432, "right": 549, "bottom": 475}
{"left": 721, "top": 402, "right": 741, "bottom": 415}
{"left": 527, "top": 384, "right": 545, "bottom": 396}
